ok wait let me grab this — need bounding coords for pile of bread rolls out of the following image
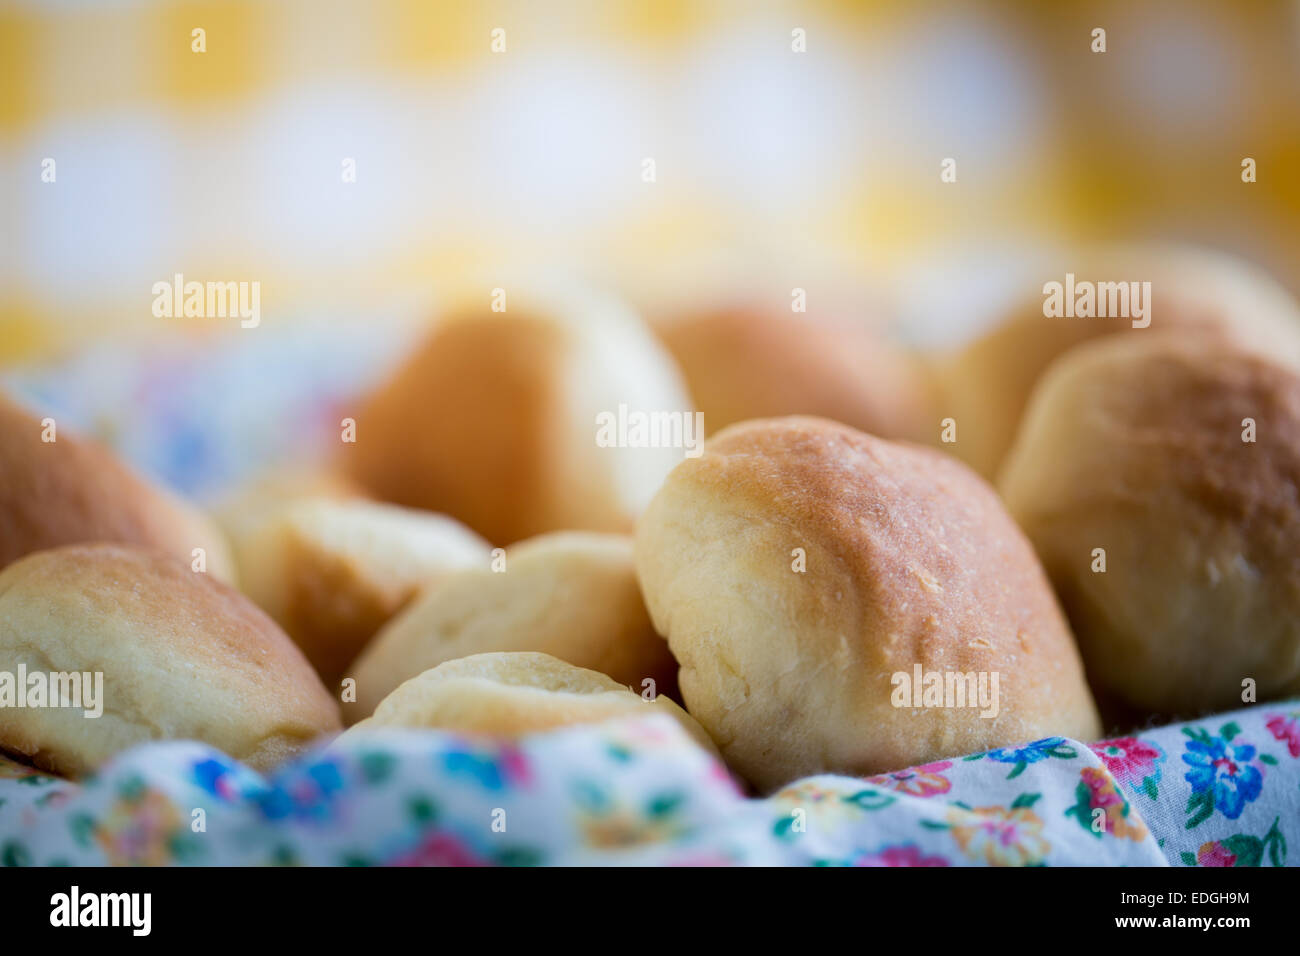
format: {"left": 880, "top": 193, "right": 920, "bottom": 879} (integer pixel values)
{"left": 4, "top": 248, "right": 1300, "bottom": 796}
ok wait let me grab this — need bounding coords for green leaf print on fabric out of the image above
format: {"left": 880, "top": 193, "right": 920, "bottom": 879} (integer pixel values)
{"left": 69, "top": 813, "right": 96, "bottom": 848}
{"left": 1183, "top": 818, "right": 1286, "bottom": 867}
{"left": 359, "top": 751, "right": 398, "bottom": 785}
{"left": 407, "top": 794, "right": 439, "bottom": 824}
{"left": 2, "top": 840, "right": 30, "bottom": 867}
{"left": 842, "top": 789, "right": 895, "bottom": 811}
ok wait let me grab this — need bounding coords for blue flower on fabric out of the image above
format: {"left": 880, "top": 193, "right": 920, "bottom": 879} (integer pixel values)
{"left": 256, "top": 759, "right": 347, "bottom": 823}
{"left": 443, "top": 751, "right": 508, "bottom": 790}
{"left": 984, "top": 738, "right": 1077, "bottom": 779}
{"left": 191, "top": 757, "right": 246, "bottom": 802}
{"left": 1182, "top": 724, "right": 1263, "bottom": 826}
{"left": 440, "top": 746, "right": 531, "bottom": 791}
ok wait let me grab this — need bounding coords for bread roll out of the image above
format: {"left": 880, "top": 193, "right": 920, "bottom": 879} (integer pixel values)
{"left": 1000, "top": 336, "right": 1300, "bottom": 715}
{"left": 215, "top": 465, "right": 367, "bottom": 538}
{"left": 634, "top": 416, "right": 1100, "bottom": 790}
{"left": 344, "top": 286, "right": 694, "bottom": 544}
{"left": 228, "top": 497, "right": 491, "bottom": 686}
{"left": 348, "top": 531, "right": 677, "bottom": 720}
{"left": 938, "top": 245, "right": 1300, "bottom": 479}
{"left": 0, "top": 394, "right": 234, "bottom": 581}
{"left": 654, "top": 307, "right": 933, "bottom": 439}
{"left": 346, "top": 652, "right": 715, "bottom": 754}
{"left": 0, "top": 544, "right": 340, "bottom": 777}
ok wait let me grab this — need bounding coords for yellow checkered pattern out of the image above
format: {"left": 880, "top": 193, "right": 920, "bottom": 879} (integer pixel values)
{"left": 4, "top": 1, "right": 1298, "bottom": 363}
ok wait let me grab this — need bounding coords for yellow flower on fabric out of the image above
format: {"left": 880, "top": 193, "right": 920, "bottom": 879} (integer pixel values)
{"left": 946, "top": 804, "right": 1050, "bottom": 866}
{"left": 95, "top": 790, "right": 184, "bottom": 866}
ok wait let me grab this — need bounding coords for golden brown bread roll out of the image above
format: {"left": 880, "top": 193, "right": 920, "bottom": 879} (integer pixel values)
{"left": 937, "top": 245, "right": 1300, "bottom": 479}
{"left": 347, "top": 531, "right": 677, "bottom": 720}
{"left": 999, "top": 335, "right": 1300, "bottom": 715}
{"left": 345, "top": 652, "right": 716, "bottom": 755}
{"left": 344, "top": 286, "right": 694, "bottom": 544}
{"left": 0, "top": 394, "right": 234, "bottom": 581}
{"left": 634, "top": 416, "right": 1100, "bottom": 790}
{"left": 227, "top": 496, "right": 491, "bottom": 687}
{"left": 653, "top": 307, "right": 934, "bottom": 440}
{"left": 0, "top": 544, "right": 341, "bottom": 776}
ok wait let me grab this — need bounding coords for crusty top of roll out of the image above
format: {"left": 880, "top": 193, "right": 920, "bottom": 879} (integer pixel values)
{"left": 999, "top": 335, "right": 1300, "bottom": 712}
{"left": 0, "top": 544, "right": 340, "bottom": 776}
{"left": 1002, "top": 334, "right": 1300, "bottom": 516}
{"left": 662, "top": 418, "right": 1079, "bottom": 677}
{"left": 654, "top": 307, "right": 934, "bottom": 440}
{"left": 0, "top": 394, "right": 234, "bottom": 581}
{"left": 634, "top": 416, "right": 1099, "bottom": 788}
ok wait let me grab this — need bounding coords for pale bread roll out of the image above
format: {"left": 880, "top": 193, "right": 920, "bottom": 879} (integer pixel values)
{"left": 347, "top": 531, "right": 677, "bottom": 720}
{"left": 1000, "top": 335, "right": 1300, "bottom": 714}
{"left": 346, "top": 652, "right": 716, "bottom": 756}
{"left": 938, "top": 245, "right": 1300, "bottom": 479}
{"left": 635, "top": 416, "right": 1100, "bottom": 790}
{"left": 653, "top": 307, "right": 934, "bottom": 440}
{"left": 215, "top": 465, "right": 367, "bottom": 542}
{"left": 229, "top": 496, "right": 491, "bottom": 686}
{"left": 0, "top": 394, "right": 234, "bottom": 581}
{"left": 0, "top": 544, "right": 341, "bottom": 777}
{"left": 344, "top": 286, "right": 694, "bottom": 544}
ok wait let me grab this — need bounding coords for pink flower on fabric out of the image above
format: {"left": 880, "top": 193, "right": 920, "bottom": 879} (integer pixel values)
{"left": 1265, "top": 713, "right": 1300, "bottom": 758}
{"left": 853, "top": 844, "right": 949, "bottom": 867}
{"left": 1090, "top": 737, "right": 1165, "bottom": 797}
{"left": 1196, "top": 841, "right": 1237, "bottom": 867}
{"left": 865, "top": 761, "right": 953, "bottom": 797}
{"left": 388, "top": 832, "right": 489, "bottom": 867}
{"left": 1080, "top": 766, "right": 1125, "bottom": 810}
{"left": 1068, "top": 767, "right": 1148, "bottom": 841}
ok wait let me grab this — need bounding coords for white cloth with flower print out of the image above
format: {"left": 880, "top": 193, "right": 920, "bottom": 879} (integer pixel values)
{"left": 765, "top": 737, "right": 1164, "bottom": 867}
{"left": 0, "top": 702, "right": 1296, "bottom": 866}
{"left": 1093, "top": 705, "right": 1298, "bottom": 868}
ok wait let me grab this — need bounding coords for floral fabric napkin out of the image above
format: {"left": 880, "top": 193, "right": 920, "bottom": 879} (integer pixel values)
{"left": 1094, "top": 704, "right": 1299, "bottom": 868}
{"left": 2, "top": 700, "right": 1294, "bottom": 866}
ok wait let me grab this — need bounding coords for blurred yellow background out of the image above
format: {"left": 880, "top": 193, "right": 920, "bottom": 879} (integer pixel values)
{"left": 3, "top": 0, "right": 1298, "bottom": 362}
